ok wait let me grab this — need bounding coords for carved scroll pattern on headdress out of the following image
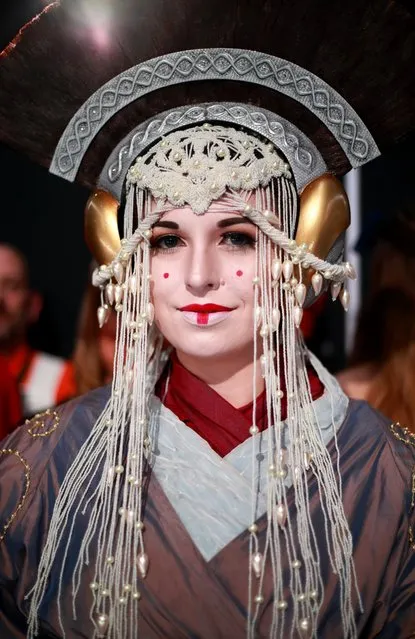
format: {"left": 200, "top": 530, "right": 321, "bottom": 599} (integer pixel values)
{"left": 389, "top": 422, "right": 415, "bottom": 550}
{"left": 107, "top": 104, "right": 315, "bottom": 184}
{"left": 51, "top": 49, "right": 380, "bottom": 182}
{"left": 0, "top": 449, "right": 30, "bottom": 543}
{"left": 26, "top": 408, "right": 60, "bottom": 437}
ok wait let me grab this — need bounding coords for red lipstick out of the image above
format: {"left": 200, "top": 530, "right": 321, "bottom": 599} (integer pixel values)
{"left": 179, "top": 304, "right": 234, "bottom": 312}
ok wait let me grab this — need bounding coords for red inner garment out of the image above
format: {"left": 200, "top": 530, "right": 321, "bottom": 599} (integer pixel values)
{"left": 155, "top": 351, "right": 324, "bottom": 457}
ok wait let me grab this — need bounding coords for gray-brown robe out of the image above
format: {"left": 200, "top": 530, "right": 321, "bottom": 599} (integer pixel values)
{"left": 0, "top": 368, "right": 414, "bottom": 638}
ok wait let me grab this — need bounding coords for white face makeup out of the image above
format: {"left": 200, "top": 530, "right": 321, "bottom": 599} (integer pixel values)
{"left": 150, "top": 205, "right": 259, "bottom": 363}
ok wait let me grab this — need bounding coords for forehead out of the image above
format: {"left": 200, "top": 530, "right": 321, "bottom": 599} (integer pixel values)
{"left": 0, "top": 247, "right": 27, "bottom": 281}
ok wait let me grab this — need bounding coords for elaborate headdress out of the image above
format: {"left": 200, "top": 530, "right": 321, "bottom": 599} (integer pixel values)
{"left": 1, "top": 1, "right": 413, "bottom": 638}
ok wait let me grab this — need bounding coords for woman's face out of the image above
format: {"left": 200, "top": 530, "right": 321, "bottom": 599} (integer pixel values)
{"left": 150, "top": 205, "right": 259, "bottom": 362}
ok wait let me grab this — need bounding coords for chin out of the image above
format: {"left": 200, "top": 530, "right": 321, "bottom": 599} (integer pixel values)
{"left": 169, "top": 331, "right": 254, "bottom": 362}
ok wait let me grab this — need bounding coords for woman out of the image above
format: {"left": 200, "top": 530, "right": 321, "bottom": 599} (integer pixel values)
{"left": 337, "top": 200, "right": 415, "bottom": 431}
{"left": 0, "top": 2, "right": 413, "bottom": 638}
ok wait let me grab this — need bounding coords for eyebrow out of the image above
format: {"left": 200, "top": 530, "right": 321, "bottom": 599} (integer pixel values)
{"left": 153, "top": 220, "right": 179, "bottom": 229}
{"left": 152, "top": 216, "right": 254, "bottom": 230}
{"left": 217, "top": 217, "right": 254, "bottom": 228}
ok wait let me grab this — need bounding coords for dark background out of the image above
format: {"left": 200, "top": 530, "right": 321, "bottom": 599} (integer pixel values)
{"left": 0, "top": 4, "right": 413, "bottom": 371}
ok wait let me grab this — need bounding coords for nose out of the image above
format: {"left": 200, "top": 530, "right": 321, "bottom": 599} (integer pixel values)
{"left": 184, "top": 244, "right": 221, "bottom": 295}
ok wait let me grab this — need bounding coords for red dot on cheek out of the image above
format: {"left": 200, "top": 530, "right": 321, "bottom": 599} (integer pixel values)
{"left": 236, "top": 270, "right": 243, "bottom": 277}
{"left": 163, "top": 273, "right": 169, "bottom": 279}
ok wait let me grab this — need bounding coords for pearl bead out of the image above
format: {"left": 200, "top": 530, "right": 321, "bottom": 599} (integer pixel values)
{"left": 132, "top": 591, "right": 141, "bottom": 600}
{"left": 106, "top": 556, "right": 115, "bottom": 564}
{"left": 276, "top": 503, "right": 287, "bottom": 527}
{"left": 294, "top": 306, "right": 303, "bottom": 328}
{"left": 252, "top": 276, "right": 260, "bottom": 285}
{"left": 292, "top": 559, "right": 302, "bottom": 569}
{"left": 248, "top": 523, "right": 258, "bottom": 534}
{"left": 282, "top": 260, "right": 293, "bottom": 281}
{"left": 249, "top": 425, "right": 259, "bottom": 436}
{"left": 251, "top": 552, "right": 263, "bottom": 578}
{"left": 295, "top": 283, "right": 306, "bottom": 307}
{"left": 90, "top": 581, "right": 99, "bottom": 590}
{"left": 95, "top": 612, "right": 109, "bottom": 632}
{"left": 138, "top": 552, "right": 149, "bottom": 579}
{"left": 271, "top": 258, "right": 282, "bottom": 281}
{"left": 299, "top": 617, "right": 311, "bottom": 634}
{"left": 254, "top": 594, "right": 264, "bottom": 604}
{"left": 119, "top": 596, "right": 127, "bottom": 604}
{"left": 309, "top": 589, "right": 318, "bottom": 599}
{"left": 244, "top": 204, "right": 252, "bottom": 214}
{"left": 276, "top": 390, "right": 284, "bottom": 399}
{"left": 276, "top": 599, "right": 288, "bottom": 610}
{"left": 340, "top": 288, "right": 350, "bottom": 312}
{"left": 115, "top": 465, "right": 124, "bottom": 474}
{"left": 277, "top": 467, "right": 287, "bottom": 479}
{"left": 297, "top": 593, "right": 306, "bottom": 602}
{"left": 311, "top": 272, "right": 323, "bottom": 295}
{"left": 331, "top": 282, "right": 341, "bottom": 301}
{"left": 259, "top": 324, "right": 269, "bottom": 337}
{"left": 124, "top": 584, "right": 132, "bottom": 592}
{"left": 101, "top": 589, "right": 110, "bottom": 597}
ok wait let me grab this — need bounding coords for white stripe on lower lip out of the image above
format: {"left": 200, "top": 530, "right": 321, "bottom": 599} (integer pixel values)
{"left": 180, "top": 311, "right": 232, "bottom": 326}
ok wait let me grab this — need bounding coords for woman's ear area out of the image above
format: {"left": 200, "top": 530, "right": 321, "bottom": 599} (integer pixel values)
{"left": 295, "top": 174, "right": 350, "bottom": 288}
{"left": 84, "top": 189, "right": 121, "bottom": 266}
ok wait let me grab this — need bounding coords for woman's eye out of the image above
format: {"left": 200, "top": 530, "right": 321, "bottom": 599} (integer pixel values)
{"left": 222, "top": 232, "right": 256, "bottom": 249}
{"left": 152, "top": 235, "right": 182, "bottom": 251}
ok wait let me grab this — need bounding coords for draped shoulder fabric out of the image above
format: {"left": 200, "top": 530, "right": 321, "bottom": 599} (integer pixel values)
{"left": 0, "top": 372, "right": 414, "bottom": 638}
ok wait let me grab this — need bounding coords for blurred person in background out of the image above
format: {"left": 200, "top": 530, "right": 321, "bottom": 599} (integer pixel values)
{"left": 337, "top": 200, "right": 415, "bottom": 431}
{"left": 72, "top": 275, "right": 117, "bottom": 394}
{"left": 0, "top": 243, "right": 76, "bottom": 417}
{"left": 0, "top": 353, "right": 22, "bottom": 440}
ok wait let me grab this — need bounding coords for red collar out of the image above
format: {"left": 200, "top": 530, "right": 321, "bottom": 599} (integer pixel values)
{"left": 155, "top": 352, "right": 324, "bottom": 457}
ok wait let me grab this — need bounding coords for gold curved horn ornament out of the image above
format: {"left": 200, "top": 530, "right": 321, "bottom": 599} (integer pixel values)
{"left": 85, "top": 190, "right": 121, "bottom": 266}
{"left": 295, "top": 174, "right": 350, "bottom": 287}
